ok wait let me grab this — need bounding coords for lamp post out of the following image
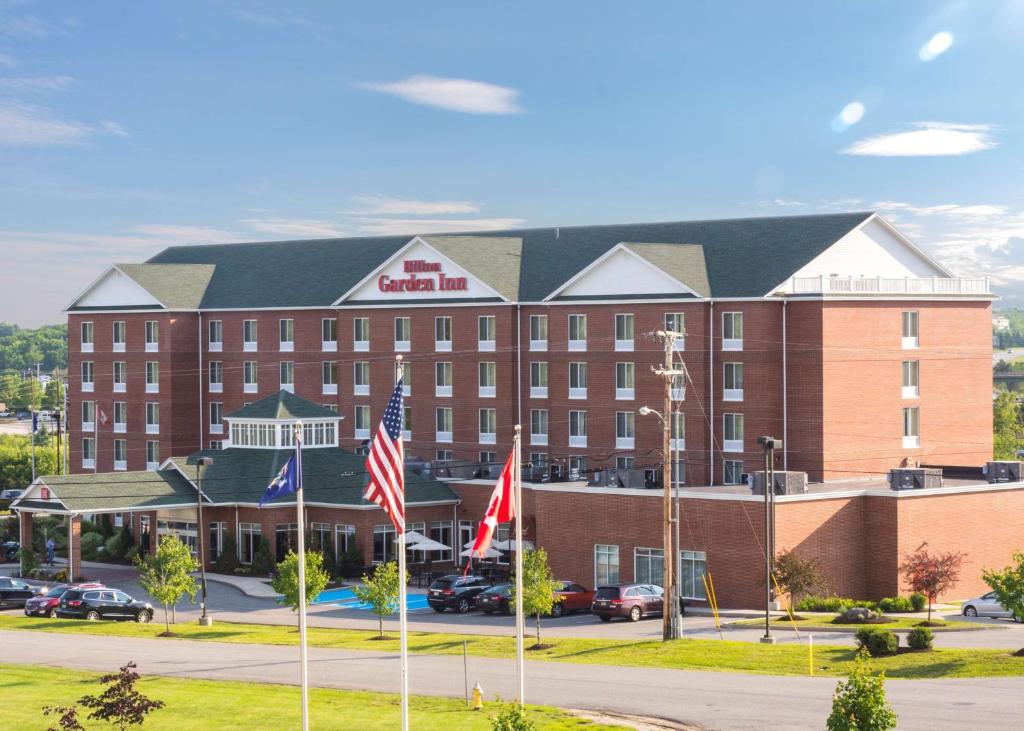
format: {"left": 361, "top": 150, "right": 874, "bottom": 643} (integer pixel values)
{"left": 756, "top": 436, "right": 781, "bottom": 644}
{"left": 196, "top": 456, "right": 214, "bottom": 626}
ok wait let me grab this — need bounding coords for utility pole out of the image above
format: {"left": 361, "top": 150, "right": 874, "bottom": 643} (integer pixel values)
{"left": 757, "top": 436, "right": 781, "bottom": 644}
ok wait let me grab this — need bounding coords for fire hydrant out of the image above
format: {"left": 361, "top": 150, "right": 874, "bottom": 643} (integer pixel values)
{"left": 471, "top": 682, "right": 484, "bottom": 711}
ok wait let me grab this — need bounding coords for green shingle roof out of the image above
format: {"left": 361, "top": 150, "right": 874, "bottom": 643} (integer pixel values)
{"left": 116, "top": 263, "right": 215, "bottom": 309}
{"left": 24, "top": 470, "right": 199, "bottom": 512}
{"left": 227, "top": 391, "right": 341, "bottom": 421}
{"left": 622, "top": 243, "right": 711, "bottom": 298}
{"left": 141, "top": 212, "right": 875, "bottom": 305}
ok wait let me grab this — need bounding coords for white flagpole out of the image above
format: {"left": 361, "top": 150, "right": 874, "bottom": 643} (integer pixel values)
{"left": 513, "top": 424, "right": 525, "bottom": 706}
{"left": 294, "top": 421, "right": 309, "bottom": 731}
{"left": 396, "top": 355, "right": 409, "bottom": 731}
{"left": 31, "top": 410, "right": 36, "bottom": 482}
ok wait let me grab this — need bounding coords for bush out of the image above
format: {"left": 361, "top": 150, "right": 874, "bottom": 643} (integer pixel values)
{"left": 213, "top": 534, "right": 240, "bottom": 574}
{"left": 53, "top": 569, "right": 68, "bottom": 583}
{"left": 250, "top": 537, "right": 275, "bottom": 576}
{"left": 910, "top": 592, "right": 927, "bottom": 612}
{"left": 124, "top": 546, "right": 140, "bottom": 563}
{"left": 796, "top": 596, "right": 878, "bottom": 613}
{"left": 18, "top": 547, "right": 40, "bottom": 578}
{"left": 338, "top": 544, "right": 364, "bottom": 580}
{"left": 826, "top": 648, "right": 898, "bottom": 731}
{"left": 80, "top": 532, "right": 104, "bottom": 561}
{"left": 855, "top": 628, "right": 899, "bottom": 657}
{"left": 907, "top": 627, "right": 933, "bottom": 650}
{"left": 490, "top": 703, "right": 537, "bottom": 731}
{"left": 878, "top": 596, "right": 914, "bottom": 613}
{"left": 103, "top": 533, "right": 124, "bottom": 560}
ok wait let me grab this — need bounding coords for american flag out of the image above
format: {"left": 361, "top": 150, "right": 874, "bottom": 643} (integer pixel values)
{"left": 363, "top": 380, "right": 405, "bottom": 533}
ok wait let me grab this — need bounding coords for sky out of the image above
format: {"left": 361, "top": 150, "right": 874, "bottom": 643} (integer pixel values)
{"left": 1, "top": 0, "right": 1024, "bottom": 326}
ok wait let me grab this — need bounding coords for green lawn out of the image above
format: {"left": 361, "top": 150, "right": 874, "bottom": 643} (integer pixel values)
{"left": 731, "top": 615, "right": 982, "bottom": 631}
{"left": 2, "top": 614, "right": 1023, "bottom": 678}
{"left": 0, "top": 663, "right": 620, "bottom": 730}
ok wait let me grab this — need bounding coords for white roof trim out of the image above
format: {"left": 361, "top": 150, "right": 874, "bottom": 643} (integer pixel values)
{"left": 67, "top": 265, "right": 170, "bottom": 311}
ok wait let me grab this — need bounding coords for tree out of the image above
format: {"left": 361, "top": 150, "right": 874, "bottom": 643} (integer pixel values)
{"left": 774, "top": 548, "right": 831, "bottom": 604}
{"left": 826, "top": 649, "right": 898, "bottom": 731}
{"left": 134, "top": 535, "right": 199, "bottom": 634}
{"left": 42, "top": 704, "right": 85, "bottom": 731}
{"left": 353, "top": 561, "right": 404, "bottom": 638}
{"left": 213, "top": 533, "right": 240, "bottom": 573}
{"left": 513, "top": 548, "right": 555, "bottom": 648}
{"left": 271, "top": 550, "right": 329, "bottom": 611}
{"left": 78, "top": 661, "right": 165, "bottom": 730}
{"left": 899, "top": 548, "right": 965, "bottom": 622}
{"left": 983, "top": 551, "right": 1024, "bottom": 636}
{"left": 993, "top": 391, "right": 1023, "bottom": 459}
{"left": 249, "top": 535, "right": 275, "bottom": 576}
{"left": 0, "top": 434, "right": 58, "bottom": 490}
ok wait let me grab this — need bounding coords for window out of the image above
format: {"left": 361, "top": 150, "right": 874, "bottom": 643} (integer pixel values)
{"left": 354, "top": 405, "right": 371, "bottom": 440}
{"left": 322, "top": 361, "right": 338, "bottom": 395}
{"left": 436, "top": 449, "right": 453, "bottom": 462}
{"left": 113, "top": 439, "right": 127, "bottom": 471}
{"left": 208, "top": 361, "right": 223, "bottom": 393}
{"left": 321, "top": 318, "right": 337, "bottom": 351}
{"left": 113, "top": 361, "right": 127, "bottom": 392}
{"left": 568, "top": 314, "right": 587, "bottom": 350}
{"left": 479, "top": 408, "right": 497, "bottom": 444}
{"left": 243, "top": 320, "right": 258, "bottom": 351}
{"left": 435, "top": 362, "right": 453, "bottom": 397}
{"left": 279, "top": 319, "right": 294, "bottom": 351}
{"left": 595, "top": 544, "right": 619, "bottom": 587}
{"left": 722, "top": 312, "right": 743, "bottom": 351}
{"left": 145, "top": 402, "right": 159, "bottom": 434}
{"left": 209, "top": 522, "right": 227, "bottom": 562}
{"left": 530, "top": 409, "right": 548, "bottom": 446}
{"left": 903, "top": 406, "right": 920, "bottom": 448}
{"left": 670, "top": 411, "right": 685, "bottom": 452}
{"left": 145, "top": 361, "right": 158, "bottom": 393}
{"left": 435, "top": 316, "right": 452, "bottom": 351}
{"left": 429, "top": 521, "right": 454, "bottom": 562}
{"left": 146, "top": 440, "right": 159, "bottom": 470}
{"left": 113, "top": 401, "right": 127, "bottom": 433}
{"left": 394, "top": 317, "right": 411, "bottom": 351}
{"left": 479, "top": 362, "right": 496, "bottom": 398}
{"left": 310, "top": 522, "right": 332, "bottom": 556}
{"left": 208, "top": 319, "right": 223, "bottom": 352}
{"left": 459, "top": 521, "right": 475, "bottom": 559}
{"left": 402, "top": 406, "right": 412, "bottom": 440}
{"left": 279, "top": 361, "right": 295, "bottom": 392}
{"left": 334, "top": 524, "right": 355, "bottom": 564}
{"left": 530, "top": 362, "right": 548, "bottom": 398}
{"left": 81, "top": 361, "right": 94, "bottom": 392}
{"left": 145, "top": 320, "right": 159, "bottom": 352}
{"left": 478, "top": 315, "right": 496, "bottom": 351}
{"left": 529, "top": 314, "right": 548, "bottom": 351}
{"left": 671, "top": 373, "right": 685, "bottom": 401}
{"left": 635, "top": 547, "right": 664, "bottom": 586}
{"left": 902, "top": 361, "right": 919, "bottom": 399}
{"left": 723, "top": 460, "right": 744, "bottom": 485}
{"left": 569, "top": 410, "right": 588, "bottom": 447}
{"left": 568, "top": 455, "right": 586, "bottom": 477}
{"left": 615, "top": 411, "right": 635, "bottom": 449}
{"left": 210, "top": 402, "right": 223, "bottom": 434}
{"left": 723, "top": 413, "right": 744, "bottom": 452}
{"left": 210, "top": 440, "right": 223, "bottom": 450}
{"left": 354, "top": 317, "right": 370, "bottom": 351}
{"left": 615, "top": 362, "right": 635, "bottom": 400}
{"left": 80, "top": 321, "right": 94, "bottom": 352}
{"left": 723, "top": 363, "right": 744, "bottom": 401}
{"left": 680, "top": 550, "right": 708, "bottom": 600}
{"left": 82, "top": 437, "right": 96, "bottom": 469}
{"left": 569, "top": 362, "right": 588, "bottom": 399}
{"left": 112, "top": 320, "right": 126, "bottom": 352}
{"left": 400, "top": 361, "right": 411, "bottom": 396}
{"left": 353, "top": 361, "right": 370, "bottom": 396}
{"left": 615, "top": 313, "right": 634, "bottom": 351}
{"left": 238, "top": 523, "right": 262, "bottom": 564}
{"left": 436, "top": 407, "right": 453, "bottom": 442}
{"left": 616, "top": 456, "right": 635, "bottom": 470}
{"left": 373, "top": 525, "right": 396, "bottom": 563}
{"left": 243, "top": 361, "right": 258, "bottom": 393}
{"left": 665, "top": 312, "right": 685, "bottom": 350}
{"left": 902, "top": 311, "right": 919, "bottom": 349}
{"left": 82, "top": 400, "right": 95, "bottom": 430}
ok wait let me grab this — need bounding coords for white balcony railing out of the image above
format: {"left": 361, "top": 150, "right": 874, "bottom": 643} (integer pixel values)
{"left": 789, "top": 275, "right": 990, "bottom": 296}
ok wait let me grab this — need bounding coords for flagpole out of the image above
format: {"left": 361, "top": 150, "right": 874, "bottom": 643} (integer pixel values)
{"left": 513, "top": 424, "right": 524, "bottom": 706}
{"left": 396, "top": 355, "right": 409, "bottom": 731}
{"left": 31, "top": 410, "right": 36, "bottom": 482}
{"left": 294, "top": 421, "right": 309, "bottom": 731}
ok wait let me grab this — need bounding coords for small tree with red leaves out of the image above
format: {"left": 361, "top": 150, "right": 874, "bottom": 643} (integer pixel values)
{"left": 78, "top": 661, "right": 164, "bottom": 730}
{"left": 42, "top": 704, "right": 84, "bottom": 731}
{"left": 899, "top": 548, "right": 965, "bottom": 622}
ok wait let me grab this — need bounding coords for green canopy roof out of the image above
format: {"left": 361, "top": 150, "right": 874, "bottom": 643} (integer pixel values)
{"left": 227, "top": 390, "right": 341, "bottom": 421}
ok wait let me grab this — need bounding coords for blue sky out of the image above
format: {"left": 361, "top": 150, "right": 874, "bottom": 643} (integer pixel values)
{"left": 2, "top": 0, "right": 1023, "bottom": 325}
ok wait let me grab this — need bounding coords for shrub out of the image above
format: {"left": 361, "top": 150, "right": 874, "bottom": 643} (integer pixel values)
{"left": 826, "top": 648, "right": 898, "bottom": 731}
{"left": 796, "top": 596, "right": 878, "bottom": 613}
{"left": 53, "top": 569, "right": 68, "bottom": 583}
{"left": 213, "top": 534, "right": 240, "bottom": 574}
{"left": 18, "top": 547, "right": 40, "bottom": 578}
{"left": 103, "top": 534, "right": 124, "bottom": 560}
{"left": 124, "top": 546, "right": 140, "bottom": 563}
{"left": 907, "top": 627, "right": 933, "bottom": 650}
{"left": 774, "top": 549, "right": 832, "bottom": 603}
{"left": 878, "top": 596, "right": 914, "bottom": 613}
{"left": 250, "top": 536, "right": 275, "bottom": 576}
{"left": 855, "top": 628, "right": 899, "bottom": 657}
{"left": 490, "top": 703, "right": 537, "bottom": 731}
{"left": 339, "top": 543, "right": 364, "bottom": 579}
{"left": 909, "top": 592, "right": 927, "bottom": 612}
{"left": 80, "top": 532, "right": 104, "bottom": 561}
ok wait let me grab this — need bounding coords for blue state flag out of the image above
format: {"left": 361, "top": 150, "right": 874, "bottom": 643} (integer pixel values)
{"left": 259, "top": 453, "right": 299, "bottom": 507}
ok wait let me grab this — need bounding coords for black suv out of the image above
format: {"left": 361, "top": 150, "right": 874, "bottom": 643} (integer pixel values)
{"left": 0, "top": 576, "right": 43, "bottom": 608}
{"left": 427, "top": 575, "right": 492, "bottom": 613}
{"left": 58, "top": 588, "right": 153, "bottom": 623}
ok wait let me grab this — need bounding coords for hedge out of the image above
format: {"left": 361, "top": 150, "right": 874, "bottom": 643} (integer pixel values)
{"left": 795, "top": 596, "right": 878, "bottom": 613}
{"left": 907, "top": 627, "right": 933, "bottom": 650}
{"left": 855, "top": 628, "right": 899, "bottom": 657}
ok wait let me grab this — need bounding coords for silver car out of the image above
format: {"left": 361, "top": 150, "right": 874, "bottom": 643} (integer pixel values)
{"left": 962, "top": 591, "right": 1021, "bottom": 621}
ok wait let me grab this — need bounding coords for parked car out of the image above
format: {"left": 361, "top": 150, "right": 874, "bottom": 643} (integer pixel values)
{"left": 16, "top": 412, "right": 30, "bottom": 420}
{"left": 25, "top": 582, "right": 104, "bottom": 619}
{"left": 0, "top": 577, "right": 46, "bottom": 608}
{"left": 1, "top": 541, "right": 20, "bottom": 562}
{"left": 57, "top": 588, "right": 153, "bottom": 623}
{"left": 427, "top": 575, "right": 492, "bottom": 613}
{"left": 0, "top": 489, "right": 23, "bottom": 510}
{"left": 962, "top": 591, "right": 1022, "bottom": 621}
{"left": 476, "top": 583, "right": 512, "bottom": 614}
{"left": 551, "top": 581, "right": 595, "bottom": 617}
{"left": 591, "top": 584, "right": 664, "bottom": 622}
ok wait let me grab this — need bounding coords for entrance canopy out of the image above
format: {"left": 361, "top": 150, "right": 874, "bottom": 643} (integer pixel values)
{"left": 11, "top": 469, "right": 204, "bottom": 516}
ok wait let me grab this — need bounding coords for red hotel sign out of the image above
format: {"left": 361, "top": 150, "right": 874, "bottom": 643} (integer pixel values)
{"left": 378, "top": 260, "right": 468, "bottom": 293}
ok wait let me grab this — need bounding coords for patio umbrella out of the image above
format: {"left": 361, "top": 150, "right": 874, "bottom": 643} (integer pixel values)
{"left": 396, "top": 530, "right": 429, "bottom": 544}
{"left": 405, "top": 538, "right": 451, "bottom": 553}
{"left": 460, "top": 546, "right": 501, "bottom": 559}
{"left": 494, "top": 539, "right": 533, "bottom": 551}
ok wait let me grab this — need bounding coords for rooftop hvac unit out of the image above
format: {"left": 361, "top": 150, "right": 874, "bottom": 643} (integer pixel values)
{"left": 888, "top": 467, "right": 942, "bottom": 491}
{"left": 751, "top": 471, "right": 808, "bottom": 495}
{"left": 984, "top": 461, "right": 1023, "bottom": 483}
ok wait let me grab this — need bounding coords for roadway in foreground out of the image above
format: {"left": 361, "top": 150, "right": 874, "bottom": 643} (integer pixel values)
{"left": 5, "top": 629, "right": 1023, "bottom": 730}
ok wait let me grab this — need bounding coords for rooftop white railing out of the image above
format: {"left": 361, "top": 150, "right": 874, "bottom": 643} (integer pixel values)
{"left": 788, "top": 275, "right": 990, "bottom": 296}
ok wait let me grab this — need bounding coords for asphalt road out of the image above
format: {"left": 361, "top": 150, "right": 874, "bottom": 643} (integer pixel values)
{"left": 5, "top": 630, "right": 1023, "bottom": 730}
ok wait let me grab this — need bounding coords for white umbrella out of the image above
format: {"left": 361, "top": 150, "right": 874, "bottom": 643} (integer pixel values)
{"left": 494, "top": 539, "right": 533, "bottom": 551}
{"left": 406, "top": 538, "right": 451, "bottom": 553}
{"left": 396, "top": 530, "right": 429, "bottom": 544}
{"left": 460, "top": 546, "right": 501, "bottom": 559}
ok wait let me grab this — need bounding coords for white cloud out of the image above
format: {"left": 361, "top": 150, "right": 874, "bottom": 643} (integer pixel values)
{"left": 842, "top": 122, "right": 996, "bottom": 157}
{"left": 919, "top": 31, "right": 954, "bottom": 62}
{"left": 233, "top": 10, "right": 313, "bottom": 28}
{"left": 130, "top": 225, "right": 237, "bottom": 243}
{"left": 349, "top": 195, "right": 480, "bottom": 216}
{"left": 832, "top": 101, "right": 865, "bottom": 132}
{"left": 240, "top": 218, "right": 347, "bottom": 238}
{"left": 353, "top": 217, "right": 526, "bottom": 236}
{"left": 99, "top": 120, "right": 130, "bottom": 138}
{"left": 0, "top": 100, "right": 91, "bottom": 146}
{"left": 0, "top": 75, "right": 74, "bottom": 92}
{"left": 358, "top": 75, "right": 522, "bottom": 115}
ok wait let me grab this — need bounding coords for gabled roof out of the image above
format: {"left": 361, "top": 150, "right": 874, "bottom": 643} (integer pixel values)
{"left": 422, "top": 236, "right": 523, "bottom": 301}
{"left": 623, "top": 243, "right": 711, "bottom": 298}
{"left": 116, "top": 263, "right": 216, "bottom": 309}
{"left": 13, "top": 469, "right": 201, "bottom": 513}
{"left": 227, "top": 390, "right": 340, "bottom": 421}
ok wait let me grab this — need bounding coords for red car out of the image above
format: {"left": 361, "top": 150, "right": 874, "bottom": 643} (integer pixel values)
{"left": 551, "top": 581, "right": 595, "bottom": 617}
{"left": 24, "top": 583, "right": 104, "bottom": 619}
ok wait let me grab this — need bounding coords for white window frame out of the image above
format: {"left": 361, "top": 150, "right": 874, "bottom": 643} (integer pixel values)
{"left": 394, "top": 317, "right": 411, "bottom": 352}
{"left": 568, "top": 314, "right": 587, "bottom": 351}
{"left": 243, "top": 319, "right": 258, "bottom": 352}
{"left": 435, "top": 316, "right": 452, "bottom": 352}
{"left": 479, "top": 408, "right": 497, "bottom": 444}
{"left": 902, "top": 360, "right": 919, "bottom": 399}
{"left": 113, "top": 401, "right": 127, "bottom": 434}
{"left": 569, "top": 362, "right": 588, "bottom": 400}
{"left": 279, "top": 318, "right": 294, "bottom": 352}
{"left": 145, "top": 401, "right": 160, "bottom": 435}
{"left": 902, "top": 310, "right": 919, "bottom": 349}
{"left": 243, "top": 361, "right": 258, "bottom": 393}
{"left": 529, "top": 314, "right": 548, "bottom": 351}
{"left": 634, "top": 547, "right": 664, "bottom": 586}
{"left": 903, "top": 406, "right": 920, "bottom": 448}
{"left": 208, "top": 319, "right": 223, "bottom": 352}
{"left": 679, "top": 550, "right": 708, "bottom": 600}
{"left": 145, "top": 320, "right": 159, "bottom": 352}
{"left": 400, "top": 362, "right": 411, "bottom": 397}
{"left": 402, "top": 405, "right": 412, "bottom": 441}
{"left": 112, "top": 320, "right": 126, "bottom": 353}
{"left": 146, "top": 440, "right": 159, "bottom": 471}
{"left": 530, "top": 409, "right": 548, "bottom": 446}
{"left": 279, "top": 361, "right": 295, "bottom": 392}
{"left": 723, "top": 460, "right": 744, "bottom": 485}
{"left": 436, "top": 407, "right": 453, "bottom": 443}
{"left": 210, "top": 402, "right": 223, "bottom": 434}
{"left": 478, "top": 362, "right": 496, "bottom": 398}
{"left": 615, "top": 410, "right": 635, "bottom": 449}
{"left": 144, "top": 361, "right": 158, "bottom": 394}
{"left": 80, "top": 321, "right": 94, "bottom": 353}
{"left": 569, "top": 409, "right": 588, "bottom": 448}
{"left": 113, "top": 360, "right": 127, "bottom": 393}
{"left": 113, "top": 439, "right": 127, "bottom": 471}
{"left": 435, "top": 362, "right": 453, "bottom": 398}
{"left": 670, "top": 411, "right": 685, "bottom": 452}
{"left": 353, "top": 361, "right": 370, "bottom": 396}
{"left": 615, "top": 362, "right": 635, "bottom": 400}
{"left": 354, "top": 405, "right": 371, "bottom": 440}
{"left": 723, "top": 362, "right": 744, "bottom": 401}
{"left": 321, "top": 318, "right": 337, "bottom": 352}
{"left": 478, "top": 315, "right": 496, "bottom": 352}
{"left": 530, "top": 361, "right": 548, "bottom": 399}
{"left": 82, "top": 437, "right": 96, "bottom": 469}
{"left": 81, "top": 400, "right": 95, "bottom": 432}
{"left": 665, "top": 312, "right": 685, "bottom": 351}
{"left": 322, "top": 361, "right": 338, "bottom": 395}
{"left": 594, "top": 544, "right": 619, "bottom": 587}
{"left": 723, "top": 413, "right": 744, "bottom": 452}
{"left": 614, "top": 313, "right": 635, "bottom": 352}
{"left": 81, "top": 361, "right": 94, "bottom": 393}
{"left": 722, "top": 312, "right": 743, "bottom": 351}
{"left": 208, "top": 361, "right": 223, "bottom": 393}
{"left": 353, "top": 317, "right": 370, "bottom": 352}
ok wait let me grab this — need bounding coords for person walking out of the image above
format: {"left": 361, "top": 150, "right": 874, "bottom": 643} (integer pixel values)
{"left": 45, "top": 537, "right": 56, "bottom": 566}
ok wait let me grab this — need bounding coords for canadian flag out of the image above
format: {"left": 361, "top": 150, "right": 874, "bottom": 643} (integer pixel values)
{"left": 99, "top": 409, "right": 109, "bottom": 426}
{"left": 470, "top": 451, "right": 515, "bottom": 558}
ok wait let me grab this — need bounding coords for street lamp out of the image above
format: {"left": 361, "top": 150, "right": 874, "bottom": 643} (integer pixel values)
{"left": 196, "top": 456, "right": 214, "bottom": 627}
{"left": 756, "top": 436, "right": 781, "bottom": 644}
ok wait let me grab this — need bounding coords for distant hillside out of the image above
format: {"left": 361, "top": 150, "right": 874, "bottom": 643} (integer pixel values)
{"left": 0, "top": 323, "right": 67, "bottom": 372}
